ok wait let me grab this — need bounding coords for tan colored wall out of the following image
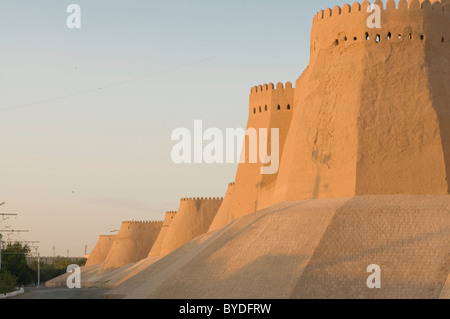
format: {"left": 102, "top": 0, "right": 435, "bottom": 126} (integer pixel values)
{"left": 202, "top": 0, "right": 450, "bottom": 235}
{"left": 274, "top": 0, "right": 450, "bottom": 204}
{"left": 107, "top": 195, "right": 450, "bottom": 299}
{"left": 85, "top": 235, "right": 116, "bottom": 266}
{"left": 291, "top": 195, "right": 450, "bottom": 299}
{"left": 159, "top": 198, "right": 222, "bottom": 257}
{"left": 99, "top": 221, "right": 162, "bottom": 274}
{"left": 227, "top": 82, "right": 294, "bottom": 223}
{"left": 147, "top": 211, "right": 177, "bottom": 258}
{"left": 440, "top": 273, "right": 450, "bottom": 299}
{"left": 208, "top": 183, "right": 235, "bottom": 232}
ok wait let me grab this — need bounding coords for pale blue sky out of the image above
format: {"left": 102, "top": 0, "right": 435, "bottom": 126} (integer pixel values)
{"left": 0, "top": 0, "right": 354, "bottom": 256}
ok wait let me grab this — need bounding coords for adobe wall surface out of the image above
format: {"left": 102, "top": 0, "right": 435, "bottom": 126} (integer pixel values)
{"left": 106, "top": 195, "right": 450, "bottom": 299}
{"left": 148, "top": 211, "right": 177, "bottom": 258}
{"left": 208, "top": 183, "right": 235, "bottom": 232}
{"left": 82, "top": 257, "right": 160, "bottom": 289}
{"left": 44, "top": 257, "right": 161, "bottom": 289}
{"left": 158, "top": 198, "right": 222, "bottom": 257}
{"left": 273, "top": 0, "right": 450, "bottom": 204}
{"left": 227, "top": 82, "right": 294, "bottom": 223}
{"left": 45, "top": 264, "right": 102, "bottom": 288}
{"left": 206, "top": 2, "right": 450, "bottom": 230}
{"left": 85, "top": 235, "right": 116, "bottom": 266}
{"left": 290, "top": 195, "right": 450, "bottom": 299}
{"left": 440, "top": 273, "right": 450, "bottom": 299}
{"left": 98, "top": 221, "right": 162, "bottom": 274}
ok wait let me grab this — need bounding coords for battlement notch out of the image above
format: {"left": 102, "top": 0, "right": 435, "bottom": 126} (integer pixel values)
{"left": 313, "top": 0, "right": 449, "bottom": 25}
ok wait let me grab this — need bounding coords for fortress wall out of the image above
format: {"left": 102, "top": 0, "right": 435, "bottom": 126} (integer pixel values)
{"left": 424, "top": 9, "right": 450, "bottom": 194}
{"left": 355, "top": 6, "right": 448, "bottom": 195}
{"left": 273, "top": 38, "right": 361, "bottom": 201}
{"left": 98, "top": 221, "right": 162, "bottom": 274}
{"left": 228, "top": 85, "right": 273, "bottom": 219}
{"left": 45, "top": 264, "right": 102, "bottom": 288}
{"left": 107, "top": 196, "right": 450, "bottom": 299}
{"left": 441, "top": 273, "right": 450, "bottom": 299}
{"left": 208, "top": 183, "right": 235, "bottom": 232}
{"left": 147, "top": 211, "right": 177, "bottom": 258}
{"left": 159, "top": 198, "right": 223, "bottom": 257}
{"left": 257, "top": 83, "right": 295, "bottom": 210}
{"left": 274, "top": 0, "right": 450, "bottom": 203}
{"left": 310, "top": 1, "right": 450, "bottom": 64}
{"left": 227, "top": 83, "right": 294, "bottom": 223}
{"left": 107, "top": 198, "right": 346, "bottom": 299}
{"left": 85, "top": 235, "right": 116, "bottom": 266}
{"left": 291, "top": 196, "right": 450, "bottom": 299}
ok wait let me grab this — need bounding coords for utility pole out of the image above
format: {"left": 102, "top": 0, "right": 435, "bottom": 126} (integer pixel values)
{"left": 0, "top": 233, "right": 2, "bottom": 271}
{"left": 84, "top": 244, "right": 87, "bottom": 256}
{"left": 37, "top": 253, "right": 40, "bottom": 288}
{"left": 0, "top": 213, "right": 18, "bottom": 224}
{"left": 0, "top": 203, "right": 19, "bottom": 221}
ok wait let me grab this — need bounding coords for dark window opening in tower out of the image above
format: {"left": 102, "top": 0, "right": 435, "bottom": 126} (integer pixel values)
{"left": 344, "top": 36, "right": 348, "bottom": 41}
{"left": 259, "top": 106, "right": 261, "bottom": 113}
{"left": 376, "top": 35, "right": 380, "bottom": 43}
{"left": 333, "top": 39, "right": 339, "bottom": 46}
{"left": 398, "top": 34, "right": 402, "bottom": 40}
{"left": 265, "top": 105, "right": 268, "bottom": 111}
{"left": 387, "top": 32, "right": 391, "bottom": 40}
{"left": 409, "top": 33, "right": 412, "bottom": 40}
{"left": 354, "top": 37, "right": 357, "bottom": 41}
{"left": 366, "top": 32, "right": 370, "bottom": 41}
{"left": 277, "top": 105, "right": 281, "bottom": 110}
{"left": 253, "top": 108, "right": 256, "bottom": 114}
{"left": 420, "top": 35, "right": 424, "bottom": 41}
{"left": 287, "top": 104, "right": 291, "bottom": 110}
{"left": 442, "top": 37, "right": 445, "bottom": 43}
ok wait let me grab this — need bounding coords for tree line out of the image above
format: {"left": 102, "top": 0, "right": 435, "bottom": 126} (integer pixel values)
{"left": 0, "top": 242, "right": 86, "bottom": 294}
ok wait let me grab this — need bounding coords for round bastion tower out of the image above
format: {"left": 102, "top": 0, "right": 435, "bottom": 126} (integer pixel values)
{"left": 272, "top": 0, "right": 450, "bottom": 203}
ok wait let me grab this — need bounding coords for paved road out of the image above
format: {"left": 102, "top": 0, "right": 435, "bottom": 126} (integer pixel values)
{"left": 14, "top": 287, "right": 109, "bottom": 299}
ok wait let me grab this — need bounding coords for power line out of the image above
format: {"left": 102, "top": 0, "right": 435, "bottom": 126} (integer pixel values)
{"left": 0, "top": 27, "right": 301, "bottom": 113}
{"left": 0, "top": 230, "right": 29, "bottom": 233}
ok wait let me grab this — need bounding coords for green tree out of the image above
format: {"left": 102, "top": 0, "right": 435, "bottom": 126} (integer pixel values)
{"left": 28, "top": 257, "right": 87, "bottom": 284}
{"left": 1, "top": 242, "right": 34, "bottom": 286}
{"left": 54, "top": 257, "right": 71, "bottom": 270}
{"left": 29, "top": 261, "right": 65, "bottom": 284}
{"left": 0, "top": 270, "right": 17, "bottom": 294}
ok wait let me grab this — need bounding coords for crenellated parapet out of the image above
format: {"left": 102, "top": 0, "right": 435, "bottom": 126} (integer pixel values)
{"left": 180, "top": 197, "right": 223, "bottom": 202}
{"left": 249, "top": 81, "right": 294, "bottom": 117}
{"left": 313, "top": 0, "right": 450, "bottom": 24}
{"left": 310, "top": 0, "right": 450, "bottom": 63}
{"left": 250, "top": 81, "right": 293, "bottom": 94}
{"left": 121, "top": 220, "right": 163, "bottom": 228}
